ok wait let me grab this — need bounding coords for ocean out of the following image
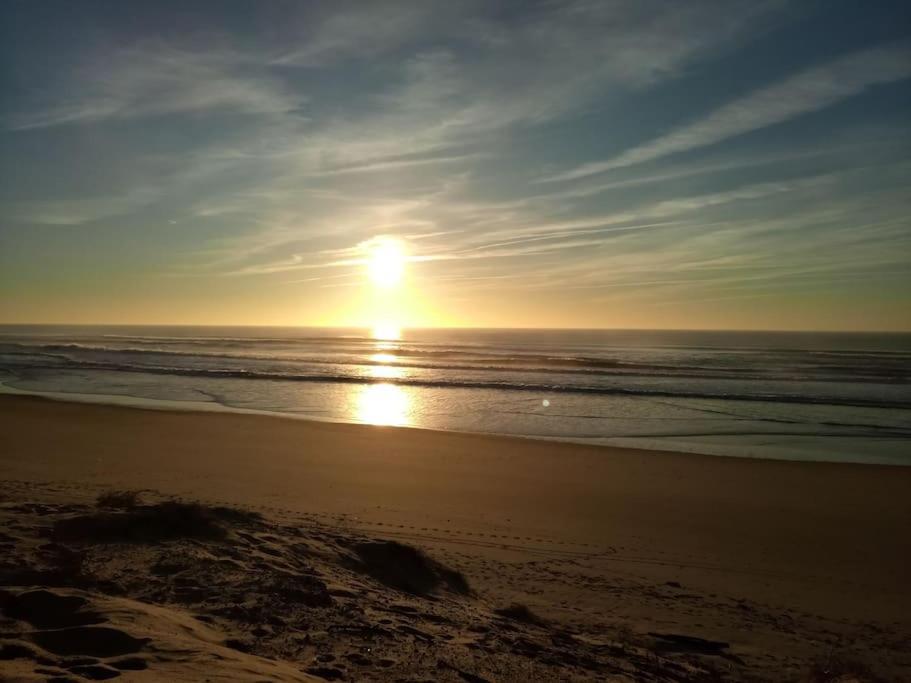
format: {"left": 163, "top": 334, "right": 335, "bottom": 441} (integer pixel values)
{"left": 1, "top": 325, "right": 909, "bottom": 464}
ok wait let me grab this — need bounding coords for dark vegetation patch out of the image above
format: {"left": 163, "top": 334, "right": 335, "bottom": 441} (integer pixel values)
{"left": 350, "top": 540, "right": 470, "bottom": 596}
{"left": 53, "top": 502, "right": 261, "bottom": 544}
{"left": 268, "top": 574, "right": 333, "bottom": 608}
{"left": 647, "top": 632, "right": 747, "bottom": 667}
{"left": 494, "top": 603, "right": 547, "bottom": 627}
{"left": 95, "top": 490, "right": 142, "bottom": 510}
{"left": 648, "top": 632, "right": 731, "bottom": 656}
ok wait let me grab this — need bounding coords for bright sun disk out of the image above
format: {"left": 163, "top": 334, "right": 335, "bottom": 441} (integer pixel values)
{"left": 367, "top": 239, "right": 405, "bottom": 288}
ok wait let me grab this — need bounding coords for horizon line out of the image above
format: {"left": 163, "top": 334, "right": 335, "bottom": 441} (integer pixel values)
{"left": 1, "top": 322, "right": 909, "bottom": 335}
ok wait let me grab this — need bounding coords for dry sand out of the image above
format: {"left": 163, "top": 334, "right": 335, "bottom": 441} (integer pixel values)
{"left": 1, "top": 394, "right": 909, "bottom": 681}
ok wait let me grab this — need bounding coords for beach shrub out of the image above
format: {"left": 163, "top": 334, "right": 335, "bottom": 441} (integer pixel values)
{"left": 494, "top": 603, "right": 547, "bottom": 627}
{"left": 349, "top": 540, "right": 470, "bottom": 596}
{"left": 54, "top": 502, "right": 260, "bottom": 544}
{"left": 96, "top": 490, "right": 142, "bottom": 510}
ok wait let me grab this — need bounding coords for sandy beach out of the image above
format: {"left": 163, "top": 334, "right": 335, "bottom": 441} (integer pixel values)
{"left": 1, "top": 394, "right": 909, "bottom": 681}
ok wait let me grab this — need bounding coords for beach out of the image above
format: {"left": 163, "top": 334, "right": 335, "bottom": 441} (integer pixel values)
{"left": 5, "top": 0, "right": 911, "bottom": 680}
{"left": 1, "top": 394, "right": 909, "bottom": 681}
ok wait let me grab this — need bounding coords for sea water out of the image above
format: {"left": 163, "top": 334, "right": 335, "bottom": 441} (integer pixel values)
{"left": 1, "top": 325, "right": 909, "bottom": 464}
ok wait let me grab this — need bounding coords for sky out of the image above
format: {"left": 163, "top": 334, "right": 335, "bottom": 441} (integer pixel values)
{"left": 1, "top": 0, "right": 910, "bottom": 331}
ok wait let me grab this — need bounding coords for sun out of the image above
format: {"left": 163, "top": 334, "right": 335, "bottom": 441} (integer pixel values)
{"left": 367, "top": 238, "right": 405, "bottom": 288}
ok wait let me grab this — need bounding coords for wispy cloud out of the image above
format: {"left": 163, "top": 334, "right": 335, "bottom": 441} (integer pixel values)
{"left": 3, "top": 1, "right": 909, "bottom": 329}
{"left": 544, "top": 42, "right": 911, "bottom": 182}
{"left": 213, "top": 171, "right": 844, "bottom": 279}
{"left": 7, "top": 189, "right": 157, "bottom": 225}
{"left": 307, "top": 151, "right": 485, "bottom": 177}
{"left": 273, "top": 3, "right": 445, "bottom": 67}
{"left": 7, "top": 42, "right": 303, "bottom": 130}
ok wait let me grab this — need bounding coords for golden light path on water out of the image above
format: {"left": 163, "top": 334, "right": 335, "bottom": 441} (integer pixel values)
{"left": 355, "top": 383, "right": 411, "bottom": 426}
{"left": 354, "top": 335, "right": 412, "bottom": 427}
{"left": 354, "top": 238, "right": 413, "bottom": 426}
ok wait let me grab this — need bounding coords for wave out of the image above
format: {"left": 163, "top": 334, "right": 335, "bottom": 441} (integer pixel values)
{"left": 1, "top": 338, "right": 618, "bottom": 364}
{"left": 84, "top": 334, "right": 911, "bottom": 357}
{"left": 2, "top": 342, "right": 907, "bottom": 384}
{"left": 6, "top": 356, "right": 910, "bottom": 410}
{"left": 3, "top": 327, "right": 910, "bottom": 352}
{"left": 0, "top": 341, "right": 677, "bottom": 370}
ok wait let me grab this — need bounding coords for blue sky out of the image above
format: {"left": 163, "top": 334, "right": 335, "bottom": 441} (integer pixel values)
{"left": 1, "top": 0, "right": 909, "bottom": 329}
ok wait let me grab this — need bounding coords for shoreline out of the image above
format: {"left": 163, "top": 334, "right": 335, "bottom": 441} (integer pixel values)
{"left": 2, "top": 380, "right": 907, "bottom": 466}
{"left": 0, "top": 389, "right": 735, "bottom": 464}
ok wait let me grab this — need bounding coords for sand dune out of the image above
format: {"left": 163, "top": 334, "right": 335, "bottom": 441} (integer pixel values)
{"left": 1, "top": 486, "right": 729, "bottom": 682}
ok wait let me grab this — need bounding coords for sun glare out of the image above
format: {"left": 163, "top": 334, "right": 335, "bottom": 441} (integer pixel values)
{"left": 367, "top": 238, "right": 406, "bottom": 288}
{"left": 356, "top": 383, "right": 411, "bottom": 426}
{"left": 371, "top": 322, "right": 401, "bottom": 340}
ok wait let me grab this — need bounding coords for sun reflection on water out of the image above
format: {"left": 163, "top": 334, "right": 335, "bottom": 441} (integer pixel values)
{"left": 367, "top": 347, "right": 404, "bottom": 379}
{"left": 355, "top": 383, "right": 411, "bottom": 426}
{"left": 355, "top": 334, "right": 411, "bottom": 425}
